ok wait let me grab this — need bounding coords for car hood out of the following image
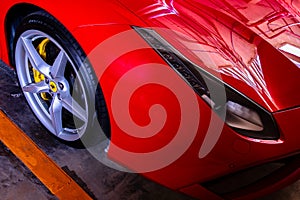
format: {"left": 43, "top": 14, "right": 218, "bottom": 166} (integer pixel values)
{"left": 118, "top": 0, "right": 300, "bottom": 112}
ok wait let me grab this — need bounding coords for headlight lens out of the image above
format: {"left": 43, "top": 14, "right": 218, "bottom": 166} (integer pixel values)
{"left": 133, "top": 26, "right": 279, "bottom": 140}
{"left": 226, "top": 101, "right": 263, "bottom": 132}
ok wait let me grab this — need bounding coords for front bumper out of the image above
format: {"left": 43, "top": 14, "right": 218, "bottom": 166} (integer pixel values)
{"left": 180, "top": 106, "right": 300, "bottom": 199}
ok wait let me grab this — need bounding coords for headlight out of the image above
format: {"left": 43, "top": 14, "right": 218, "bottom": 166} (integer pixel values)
{"left": 226, "top": 101, "right": 263, "bottom": 132}
{"left": 133, "top": 26, "right": 279, "bottom": 140}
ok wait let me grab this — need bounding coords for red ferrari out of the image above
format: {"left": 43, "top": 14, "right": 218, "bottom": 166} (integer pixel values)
{"left": 0, "top": 0, "right": 299, "bottom": 199}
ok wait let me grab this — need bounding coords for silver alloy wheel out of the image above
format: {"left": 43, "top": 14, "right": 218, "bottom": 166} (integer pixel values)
{"left": 15, "top": 29, "right": 88, "bottom": 141}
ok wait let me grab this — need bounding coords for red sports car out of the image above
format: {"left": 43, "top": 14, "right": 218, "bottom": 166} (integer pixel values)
{"left": 0, "top": 0, "right": 299, "bottom": 199}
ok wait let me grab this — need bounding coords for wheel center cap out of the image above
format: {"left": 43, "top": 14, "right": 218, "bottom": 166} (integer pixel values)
{"left": 49, "top": 81, "right": 58, "bottom": 93}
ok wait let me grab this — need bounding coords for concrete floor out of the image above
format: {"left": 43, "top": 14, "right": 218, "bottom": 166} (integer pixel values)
{"left": 0, "top": 60, "right": 299, "bottom": 199}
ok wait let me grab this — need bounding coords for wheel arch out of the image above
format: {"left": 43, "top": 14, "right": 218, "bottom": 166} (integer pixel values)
{"left": 4, "top": 0, "right": 145, "bottom": 66}
{"left": 5, "top": 3, "right": 42, "bottom": 66}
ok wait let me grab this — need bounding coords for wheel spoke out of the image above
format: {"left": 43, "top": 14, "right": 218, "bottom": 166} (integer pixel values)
{"left": 21, "top": 37, "right": 50, "bottom": 77}
{"left": 23, "top": 81, "right": 49, "bottom": 94}
{"left": 49, "top": 95, "right": 63, "bottom": 136}
{"left": 51, "top": 50, "right": 68, "bottom": 78}
{"left": 62, "top": 95, "right": 87, "bottom": 122}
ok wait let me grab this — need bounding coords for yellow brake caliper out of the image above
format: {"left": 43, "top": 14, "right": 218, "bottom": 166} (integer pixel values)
{"left": 34, "top": 38, "right": 50, "bottom": 100}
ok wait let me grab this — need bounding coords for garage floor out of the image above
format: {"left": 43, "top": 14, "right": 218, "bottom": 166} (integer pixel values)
{"left": 0, "top": 60, "right": 299, "bottom": 199}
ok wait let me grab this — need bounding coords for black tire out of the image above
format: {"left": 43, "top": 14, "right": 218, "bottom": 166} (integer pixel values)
{"left": 13, "top": 11, "right": 110, "bottom": 146}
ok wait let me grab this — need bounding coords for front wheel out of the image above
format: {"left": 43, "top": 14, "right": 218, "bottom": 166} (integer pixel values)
{"left": 13, "top": 11, "right": 110, "bottom": 143}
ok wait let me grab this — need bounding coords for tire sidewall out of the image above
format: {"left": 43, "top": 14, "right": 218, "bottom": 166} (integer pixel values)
{"left": 13, "top": 11, "right": 110, "bottom": 145}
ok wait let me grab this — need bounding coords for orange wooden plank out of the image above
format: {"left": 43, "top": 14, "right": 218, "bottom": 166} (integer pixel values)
{"left": 0, "top": 110, "right": 92, "bottom": 200}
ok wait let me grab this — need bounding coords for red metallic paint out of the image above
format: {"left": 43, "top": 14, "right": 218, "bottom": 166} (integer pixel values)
{"left": 0, "top": 0, "right": 299, "bottom": 199}
{"left": 118, "top": 0, "right": 300, "bottom": 112}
